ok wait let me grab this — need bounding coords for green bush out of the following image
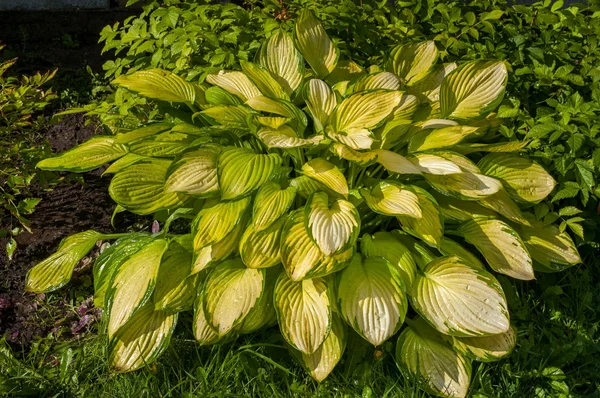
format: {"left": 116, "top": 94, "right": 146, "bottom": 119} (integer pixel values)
{"left": 27, "top": 9, "right": 582, "bottom": 397}
{"left": 0, "top": 45, "right": 57, "bottom": 258}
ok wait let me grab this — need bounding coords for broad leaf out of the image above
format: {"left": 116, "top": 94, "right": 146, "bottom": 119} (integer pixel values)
{"left": 257, "top": 125, "right": 323, "bottom": 148}
{"left": 192, "top": 221, "right": 245, "bottom": 274}
{"left": 206, "top": 71, "right": 262, "bottom": 101}
{"left": 518, "top": 220, "right": 581, "bottom": 271}
{"left": 295, "top": 9, "right": 338, "bottom": 78}
{"left": 360, "top": 181, "right": 422, "bottom": 218}
{"left": 240, "top": 217, "right": 286, "bottom": 269}
{"left": 37, "top": 137, "right": 128, "bottom": 172}
{"left": 349, "top": 72, "right": 402, "bottom": 93}
{"left": 280, "top": 209, "right": 324, "bottom": 280}
{"left": 374, "top": 149, "right": 422, "bottom": 175}
{"left": 253, "top": 182, "right": 296, "bottom": 231}
{"left": 192, "top": 196, "right": 250, "bottom": 250}
{"left": 397, "top": 187, "right": 443, "bottom": 247}
{"left": 408, "top": 125, "right": 478, "bottom": 153}
{"left": 153, "top": 240, "right": 199, "bottom": 312}
{"left": 451, "top": 326, "right": 517, "bottom": 362}
{"left": 113, "top": 68, "right": 197, "bottom": 103}
{"left": 388, "top": 41, "right": 438, "bottom": 85}
{"left": 301, "top": 158, "right": 348, "bottom": 199}
{"left": 258, "top": 30, "right": 303, "bottom": 95}
{"left": 241, "top": 60, "right": 288, "bottom": 100}
{"left": 304, "top": 79, "right": 337, "bottom": 132}
{"left": 165, "top": 146, "right": 221, "bottom": 196}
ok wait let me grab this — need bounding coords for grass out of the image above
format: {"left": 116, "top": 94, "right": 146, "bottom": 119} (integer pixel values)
{"left": 1, "top": 250, "right": 599, "bottom": 397}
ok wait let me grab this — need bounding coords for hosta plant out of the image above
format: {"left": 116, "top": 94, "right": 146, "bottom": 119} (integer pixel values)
{"left": 28, "top": 10, "right": 581, "bottom": 398}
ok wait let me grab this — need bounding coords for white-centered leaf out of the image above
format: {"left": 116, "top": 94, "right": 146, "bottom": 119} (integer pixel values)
{"left": 440, "top": 61, "right": 507, "bottom": 121}
{"left": 374, "top": 149, "right": 423, "bottom": 175}
{"left": 388, "top": 41, "right": 438, "bottom": 85}
{"left": 360, "top": 232, "right": 417, "bottom": 291}
{"left": 113, "top": 68, "right": 197, "bottom": 103}
{"left": 458, "top": 218, "right": 534, "bottom": 280}
{"left": 295, "top": 9, "right": 339, "bottom": 78}
{"left": 37, "top": 137, "right": 128, "bottom": 172}
{"left": 192, "top": 196, "right": 250, "bottom": 250}
{"left": 275, "top": 273, "right": 331, "bottom": 354}
{"left": 258, "top": 30, "right": 303, "bottom": 95}
{"left": 451, "top": 326, "right": 517, "bottom": 362}
{"left": 478, "top": 153, "right": 556, "bottom": 203}
{"left": 326, "top": 127, "right": 375, "bottom": 150}
{"left": 396, "top": 317, "right": 472, "bottom": 398}
{"left": 479, "top": 189, "right": 530, "bottom": 226}
{"left": 410, "top": 255, "right": 509, "bottom": 337}
{"left": 391, "top": 93, "right": 421, "bottom": 120}
{"left": 302, "top": 158, "right": 348, "bottom": 199}
{"left": 193, "top": 290, "right": 221, "bottom": 346}
{"left": 349, "top": 72, "right": 402, "bottom": 93}
{"left": 305, "top": 191, "right": 360, "bottom": 256}
{"left": 206, "top": 71, "right": 262, "bottom": 101}
{"left": 106, "top": 239, "right": 168, "bottom": 338}
{"left": 109, "top": 304, "right": 177, "bottom": 372}
{"left": 252, "top": 182, "right": 296, "bottom": 232}
{"left": 165, "top": 146, "right": 221, "bottom": 196}
{"left": 192, "top": 220, "right": 245, "bottom": 274}
{"left": 203, "top": 258, "right": 265, "bottom": 336}
{"left": 338, "top": 255, "right": 407, "bottom": 345}
{"left": 397, "top": 187, "right": 443, "bottom": 248}
{"left": 434, "top": 193, "right": 498, "bottom": 223}
{"left": 200, "top": 105, "right": 253, "bottom": 129}
{"left": 360, "top": 181, "right": 422, "bottom": 218}
{"left": 425, "top": 171, "right": 502, "bottom": 199}
{"left": 410, "top": 63, "right": 457, "bottom": 102}
{"left": 238, "top": 267, "right": 279, "bottom": 334}
{"left": 330, "top": 143, "right": 378, "bottom": 167}
{"left": 280, "top": 210, "right": 324, "bottom": 281}
{"left": 409, "top": 153, "right": 462, "bottom": 175}
{"left": 26, "top": 230, "right": 103, "bottom": 293}
{"left": 240, "top": 217, "right": 286, "bottom": 269}
{"left": 218, "top": 147, "right": 282, "bottom": 200}
{"left": 257, "top": 125, "right": 323, "bottom": 148}
{"left": 153, "top": 240, "right": 198, "bottom": 312}
{"left": 329, "top": 90, "right": 402, "bottom": 134}
{"left": 304, "top": 79, "right": 337, "bottom": 132}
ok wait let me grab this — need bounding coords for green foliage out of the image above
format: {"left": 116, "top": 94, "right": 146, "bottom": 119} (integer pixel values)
{"left": 27, "top": 9, "right": 585, "bottom": 397}
{"left": 0, "top": 45, "right": 57, "bottom": 258}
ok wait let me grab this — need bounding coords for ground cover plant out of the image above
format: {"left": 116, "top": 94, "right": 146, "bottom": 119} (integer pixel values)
{"left": 24, "top": 8, "right": 584, "bottom": 397}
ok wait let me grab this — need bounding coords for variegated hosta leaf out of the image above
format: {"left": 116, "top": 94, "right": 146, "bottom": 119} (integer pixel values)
{"left": 291, "top": 313, "right": 347, "bottom": 382}
{"left": 240, "top": 217, "right": 286, "bottom": 269}
{"left": 290, "top": 175, "right": 333, "bottom": 199}
{"left": 349, "top": 72, "right": 402, "bottom": 93}
{"left": 164, "top": 146, "right": 221, "bottom": 196}
{"left": 203, "top": 258, "right": 265, "bottom": 336}
{"left": 326, "top": 60, "right": 365, "bottom": 85}
{"left": 408, "top": 125, "right": 478, "bottom": 153}
{"left": 193, "top": 286, "right": 221, "bottom": 345}
{"left": 409, "top": 153, "right": 462, "bottom": 175}
{"left": 388, "top": 41, "right": 438, "bottom": 85}
{"left": 192, "top": 220, "right": 245, "bottom": 274}
{"left": 206, "top": 71, "right": 262, "bottom": 101}
{"left": 458, "top": 218, "right": 534, "bottom": 280}
{"left": 374, "top": 149, "right": 422, "bottom": 175}
{"left": 200, "top": 105, "right": 254, "bottom": 129}
{"left": 280, "top": 209, "right": 324, "bottom": 280}
{"left": 454, "top": 141, "right": 529, "bottom": 154}
{"left": 304, "top": 79, "right": 337, "bottom": 132}
{"left": 253, "top": 182, "right": 296, "bottom": 231}
{"left": 338, "top": 255, "right": 407, "bottom": 346}
{"left": 217, "top": 147, "right": 282, "bottom": 200}
{"left": 330, "top": 143, "right": 378, "bottom": 167}
{"left": 129, "top": 132, "right": 194, "bottom": 158}
{"left": 396, "top": 317, "right": 471, "bottom": 398}
{"left": 26, "top": 230, "right": 103, "bottom": 293}
{"left": 425, "top": 171, "right": 502, "bottom": 200}
{"left": 305, "top": 191, "right": 360, "bottom": 256}
{"left": 114, "top": 123, "right": 173, "bottom": 144}
{"left": 295, "top": 9, "right": 338, "bottom": 78}
{"left": 451, "top": 326, "right": 517, "bottom": 362}
{"left": 360, "top": 181, "right": 422, "bottom": 218}
{"left": 435, "top": 151, "right": 480, "bottom": 174}
{"left": 518, "top": 220, "right": 581, "bottom": 272}
{"left": 93, "top": 234, "right": 154, "bottom": 308}
{"left": 37, "top": 137, "right": 128, "bottom": 172}
{"left": 301, "top": 158, "right": 348, "bottom": 199}
{"left": 479, "top": 189, "right": 530, "bottom": 226}
{"left": 113, "top": 68, "right": 197, "bottom": 103}
{"left": 391, "top": 94, "right": 421, "bottom": 121}
{"left": 240, "top": 60, "right": 288, "bottom": 100}
{"left": 153, "top": 240, "right": 199, "bottom": 312}
{"left": 238, "top": 267, "right": 279, "bottom": 334}
{"left": 478, "top": 153, "right": 556, "bottom": 203}
{"left": 205, "top": 85, "right": 242, "bottom": 106}
{"left": 328, "top": 90, "right": 403, "bottom": 149}
{"left": 192, "top": 197, "right": 250, "bottom": 250}
{"left": 410, "top": 63, "right": 457, "bottom": 103}
{"left": 410, "top": 255, "right": 509, "bottom": 337}
{"left": 440, "top": 61, "right": 507, "bottom": 121}
{"left": 109, "top": 303, "right": 177, "bottom": 372}
{"left": 360, "top": 232, "right": 417, "bottom": 291}
{"left": 106, "top": 239, "right": 168, "bottom": 338}
{"left": 109, "top": 158, "right": 187, "bottom": 215}
{"left": 439, "top": 238, "right": 485, "bottom": 270}
{"left": 258, "top": 30, "right": 303, "bottom": 95}
{"left": 257, "top": 125, "right": 323, "bottom": 148}
{"left": 434, "top": 194, "right": 498, "bottom": 223}
{"left": 394, "top": 231, "right": 439, "bottom": 270}
{"left": 256, "top": 116, "right": 290, "bottom": 129}
{"left": 275, "top": 273, "right": 331, "bottom": 354}
{"left": 397, "top": 187, "right": 443, "bottom": 248}
{"left": 306, "top": 246, "right": 354, "bottom": 279}
{"left": 103, "top": 153, "right": 149, "bottom": 175}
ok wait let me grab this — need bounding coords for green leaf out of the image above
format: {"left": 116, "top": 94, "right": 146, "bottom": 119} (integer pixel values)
{"left": 408, "top": 125, "right": 478, "bottom": 152}
{"left": 305, "top": 191, "right": 360, "bottom": 256}
{"left": 37, "top": 137, "right": 128, "bottom": 172}
{"left": 252, "top": 182, "right": 296, "bottom": 232}
{"left": 218, "top": 147, "right": 282, "bottom": 200}
{"left": 258, "top": 30, "right": 304, "bottom": 95}
{"left": 240, "top": 217, "right": 286, "bottom": 269}
{"left": 439, "top": 238, "right": 485, "bottom": 270}
{"left": 153, "top": 240, "right": 199, "bottom": 312}
{"left": 114, "top": 123, "right": 173, "bottom": 144}
{"left": 518, "top": 220, "right": 581, "bottom": 272}
{"left": 458, "top": 218, "right": 534, "bottom": 280}
{"left": 451, "top": 326, "right": 517, "bottom": 362}
{"left": 275, "top": 273, "right": 331, "bottom": 354}
{"left": 349, "top": 72, "right": 402, "bottom": 93}
{"left": 26, "top": 230, "right": 103, "bottom": 293}
{"left": 280, "top": 210, "right": 324, "bottom": 281}
{"left": 361, "top": 232, "right": 417, "bottom": 291}
{"left": 203, "top": 258, "right": 265, "bottom": 336}
{"left": 206, "top": 71, "right": 262, "bottom": 101}
{"left": 480, "top": 10, "right": 504, "bottom": 20}
{"left": 192, "top": 220, "right": 245, "bottom": 274}
{"left": 410, "top": 63, "right": 457, "bottom": 103}
{"left": 478, "top": 153, "right": 556, "bottom": 203}
{"left": 113, "top": 68, "right": 197, "bottom": 103}
{"left": 106, "top": 239, "right": 168, "bottom": 338}
{"left": 165, "top": 146, "right": 221, "bottom": 196}
{"left": 425, "top": 170, "right": 502, "bottom": 200}
{"left": 397, "top": 187, "right": 443, "bottom": 248}
{"left": 295, "top": 9, "right": 339, "bottom": 78}
{"left": 388, "top": 41, "right": 438, "bottom": 85}
{"left": 109, "top": 158, "right": 187, "bottom": 215}
{"left": 241, "top": 60, "right": 288, "bottom": 100}
{"left": 109, "top": 304, "right": 177, "bottom": 372}
{"left": 192, "top": 196, "right": 250, "bottom": 251}
{"left": 338, "top": 255, "right": 407, "bottom": 345}
{"left": 440, "top": 61, "right": 507, "bottom": 121}
{"left": 193, "top": 288, "right": 221, "bottom": 345}
{"left": 302, "top": 158, "right": 348, "bottom": 199}
{"left": 257, "top": 125, "right": 323, "bottom": 149}
{"left": 410, "top": 255, "right": 509, "bottom": 337}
